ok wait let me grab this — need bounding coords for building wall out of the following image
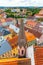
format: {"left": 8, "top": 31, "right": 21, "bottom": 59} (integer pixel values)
{"left": 26, "top": 45, "right": 35, "bottom": 65}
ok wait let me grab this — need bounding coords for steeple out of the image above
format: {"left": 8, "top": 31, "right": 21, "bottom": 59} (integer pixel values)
{"left": 17, "top": 19, "right": 27, "bottom": 58}
{"left": 18, "top": 19, "right": 27, "bottom": 47}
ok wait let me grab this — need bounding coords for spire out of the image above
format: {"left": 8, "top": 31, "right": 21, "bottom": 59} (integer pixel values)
{"left": 18, "top": 19, "right": 27, "bottom": 48}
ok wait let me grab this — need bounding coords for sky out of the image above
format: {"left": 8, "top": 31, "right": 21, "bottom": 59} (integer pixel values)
{"left": 0, "top": 0, "right": 43, "bottom": 7}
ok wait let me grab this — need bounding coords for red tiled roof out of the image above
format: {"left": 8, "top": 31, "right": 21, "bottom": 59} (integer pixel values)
{"left": 34, "top": 46, "right": 43, "bottom": 65}
{"left": 33, "top": 23, "right": 43, "bottom": 34}
{"left": 6, "top": 18, "right": 14, "bottom": 22}
{"left": 25, "top": 27, "right": 42, "bottom": 38}
{"left": 1, "top": 18, "right": 6, "bottom": 22}
{"left": 35, "top": 14, "right": 43, "bottom": 16}
{"left": 26, "top": 20, "right": 37, "bottom": 27}
{"left": 34, "top": 9, "right": 43, "bottom": 17}
{"left": 8, "top": 35, "right": 18, "bottom": 48}
{"left": 8, "top": 31, "right": 36, "bottom": 48}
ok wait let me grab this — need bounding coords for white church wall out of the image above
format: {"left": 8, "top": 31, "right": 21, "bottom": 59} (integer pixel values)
{"left": 26, "top": 45, "right": 35, "bottom": 65}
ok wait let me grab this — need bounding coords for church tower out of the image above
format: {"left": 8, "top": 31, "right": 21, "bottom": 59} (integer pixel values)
{"left": 17, "top": 19, "right": 27, "bottom": 58}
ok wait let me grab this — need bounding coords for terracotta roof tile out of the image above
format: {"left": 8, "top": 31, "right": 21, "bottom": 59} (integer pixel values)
{"left": 26, "top": 20, "right": 37, "bottom": 27}
{"left": 8, "top": 31, "right": 36, "bottom": 48}
{"left": 34, "top": 46, "right": 43, "bottom": 65}
{"left": 33, "top": 23, "right": 43, "bottom": 34}
{"left": 6, "top": 18, "right": 14, "bottom": 22}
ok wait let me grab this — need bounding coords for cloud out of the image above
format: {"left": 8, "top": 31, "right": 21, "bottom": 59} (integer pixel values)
{"left": 0, "top": 0, "right": 43, "bottom": 7}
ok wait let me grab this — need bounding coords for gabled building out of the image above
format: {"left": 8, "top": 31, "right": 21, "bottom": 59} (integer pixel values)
{"left": 0, "top": 36, "right": 12, "bottom": 55}
{"left": 34, "top": 8, "right": 43, "bottom": 18}
{"left": 26, "top": 45, "right": 43, "bottom": 65}
{"left": 9, "top": 24, "right": 19, "bottom": 34}
{"left": 11, "top": 8, "right": 20, "bottom": 13}
{"left": 0, "top": 27, "right": 10, "bottom": 36}
{"left": 25, "top": 20, "right": 37, "bottom": 28}
{"left": 33, "top": 23, "right": 43, "bottom": 34}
